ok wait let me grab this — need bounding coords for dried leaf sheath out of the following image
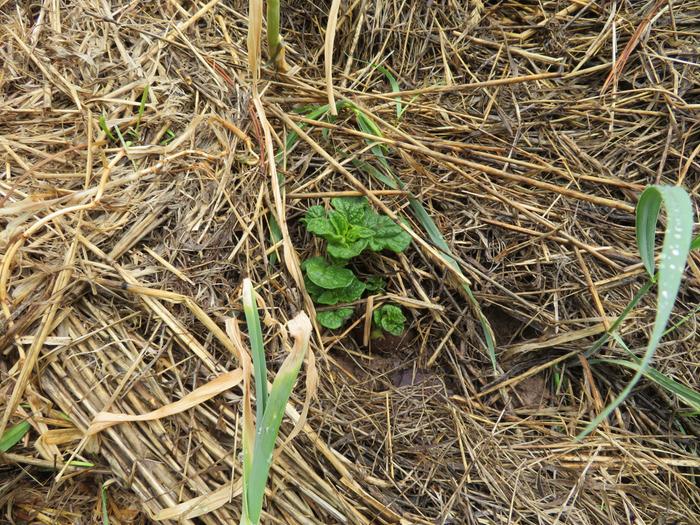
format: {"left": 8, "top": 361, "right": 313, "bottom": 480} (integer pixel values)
{"left": 85, "top": 370, "right": 245, "bottom": 436}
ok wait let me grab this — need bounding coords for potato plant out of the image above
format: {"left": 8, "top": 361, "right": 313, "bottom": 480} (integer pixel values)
{"left": 301, "top": 197, "right": 409, "bottom": 335}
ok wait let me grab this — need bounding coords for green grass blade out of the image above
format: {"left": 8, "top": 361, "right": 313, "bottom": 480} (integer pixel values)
{"left": 268, "top": 214, "right": 282, "bottom": 266}
{"left": 101, "top": 483, "right": 110, "bottom": 525}
{"left": 0, "top": 421, "right": 30, "bottom": 452}
{"left": 160, "top": 128, "right": 176, "bottom": 146}
{"left": 282, "top": 101, "right": 351, "bottom": 160}
{"left": 135, "top": 85, "right": 149, "bottom": 134}
{"left": 597, "top": 358, "right": 700, "bottom": 412}
{"left": 281, "top": 104, "right": 331, "bottom": 161}
{"left": 242, "top": 280, "right": 267, "bottom": 423}
{"left": 577, "top": 185, "right": 693, "bottom": 439}
{"left": 244, "top": 313, "right": 312, "bottom": 525}
{"left": 113, "top": 125, "right": 131, "bottom": 150}
{"left": 351, "top": 120, "right": 498, "bottom": 370}
{"left": 68, "top": 460, "right": 95, "bottom": 468}
{"left": 584, "top": 278, "right": 655, "bottom": 359}
{"left": 663, "top": 303, "right": 700, "bottom": 337}
{"left": 353, "top": 109, "right": 392, "bottom": 175}
{"left": 407, "top": 198, "right": 497, "bottom": 369}
{"left": 98, "top": 115, "right": 115, "bottom": 141}
{"left": 351, "top": 158, "right": 399, "bottom": 189}
{"left": 691, "top": 235, "right": 700, "bottom": 251}
{"left": 374, "top": 64, "right": 402, "bottom": 118}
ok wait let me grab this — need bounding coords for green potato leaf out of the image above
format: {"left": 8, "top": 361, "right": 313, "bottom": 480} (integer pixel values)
{"left": 305, "top": 217, "right": 339, "bottom": 241}
{"left": 373, "top": 304, "right": 406, "bottom": 336}
{"left": 304, "top": 207, "right": 345, "bottom": 243}
{"left": 317, "top": 307, "right": 354, "bottom": 329}
{"left": 303, "top": 274, "right": 325, "bottom": 302}
{"left": 304, "top": 197, "right": 411, "bottom": 258}
{"left": 317, "top": 278, "right": 366, "bottom": 305}
{"left": 302, "top": 257, "right": 355, "bottom": 289}
{"left": 304, "top": 205, "right": 326, "bottom": 221}
{"left": 346, "top": 225, "right": 375, "bottom": 242}
{"left": 328, "top": 210, "right": 349, "bottom": 236}
{"left": 327, "top": 238, "right": 369, "bottom": 259}
{"left": 331, "top": 197, "right": 370, "bottom": 225}
{"left": 365, "top": 214, "right": 411, "bottom": 253}
{"left": 364, "top": 276, "right": 386, "bottom": 292}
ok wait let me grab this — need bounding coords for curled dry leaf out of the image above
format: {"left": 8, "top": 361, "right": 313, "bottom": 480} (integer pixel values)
{"left": 154, "top": 479, "right": 243, "bottom": 521}
{"left": 282, "top": 312, "right": 316, "bottom": 445}
{"left": 85, "top": 369, "right": 244, "bottom": 436}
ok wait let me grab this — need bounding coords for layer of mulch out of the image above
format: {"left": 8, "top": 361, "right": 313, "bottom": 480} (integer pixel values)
{"left": 1, "top": 0, "right": 699, "bottom": 523}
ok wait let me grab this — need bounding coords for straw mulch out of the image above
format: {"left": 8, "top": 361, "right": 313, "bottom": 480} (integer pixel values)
{"left": 1, "top": 0, "right": 699, "bottom": 523}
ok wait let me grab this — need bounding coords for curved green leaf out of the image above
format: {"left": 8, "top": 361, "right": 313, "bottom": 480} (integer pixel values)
{"left": 326, "top": 239, "right": 368, "bottom": 259}
{"left": 578, "top": 185, "right": 693, "bottom": 439}
{"left": 374, "top": 64, "right": 402, "bottom": 118}
{"left": 365, "top": 214, "right": 411, "bottom": 253}
{"left": 303, "top": 206, "right": 326, "bottom": 222}
{"left": 597, "top": 358, "right": 700, "bottom": 412}
{"left": 331, "top": 197, "right": 370, "bottom": 225}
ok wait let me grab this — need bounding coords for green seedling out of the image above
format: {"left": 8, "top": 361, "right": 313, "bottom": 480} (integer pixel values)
{"left": 276, "top": 101, "right": 493, "bottom": 365}
{"left": 134, "top": 86, "right": 149, "bottom": 134}
{"left": 577, "top": 185, "right": 694, "bottom": 439}
{"left": 302, "top": 197, "right": 408, "bottom": 331}
{"left": 372, "top": 304, "right": 406, "bottom": 337}
{"left": 99, "top": 86, "right": 150, "bottom": 146}
{"left": 239, "top": 280, "right": 312, "bottom": 525}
